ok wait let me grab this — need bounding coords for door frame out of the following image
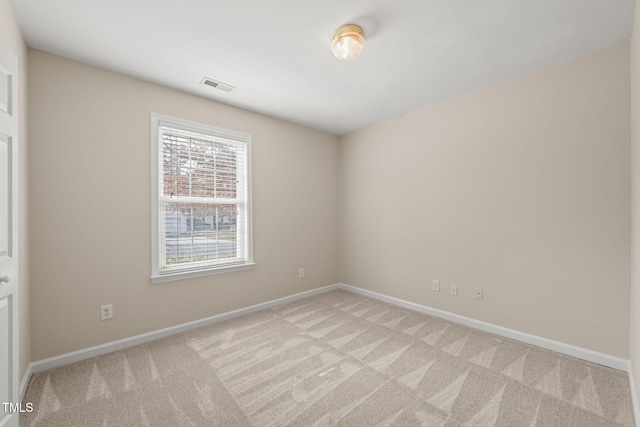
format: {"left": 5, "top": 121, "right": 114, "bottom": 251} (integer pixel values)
{"left": 0, "top": 38, "right": 20, "bottom": 427}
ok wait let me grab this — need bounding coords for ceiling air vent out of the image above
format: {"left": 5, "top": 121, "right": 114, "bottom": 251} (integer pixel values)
{"left": 200, "top": 77, "right": 235, "bottom": 93}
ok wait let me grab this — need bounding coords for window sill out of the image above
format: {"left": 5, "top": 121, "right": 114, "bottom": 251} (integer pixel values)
{"left": 151, "top": 262, "right": 255, "bottom": 284}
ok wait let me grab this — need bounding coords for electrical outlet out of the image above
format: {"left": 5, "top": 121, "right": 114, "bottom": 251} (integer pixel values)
{"left": 101, "top": 304, "right": 113, "bottom": 321}
{"left": 299, "top": 268, "right": 305, "bottom": 278}
{"left": 475, "top": 288, "right": 483, "bottom": 300}
{"left": 450, "top": 284, "right": 458, "bottom": 297}
{"left": 432, "top": 280, "right": 440, "bottom": 292}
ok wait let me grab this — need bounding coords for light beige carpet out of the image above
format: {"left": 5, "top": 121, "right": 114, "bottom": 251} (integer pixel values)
{"left": 21, "top": 289, "right": 634, "bottom": 426}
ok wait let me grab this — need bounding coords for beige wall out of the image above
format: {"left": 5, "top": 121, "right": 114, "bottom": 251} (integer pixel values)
{"left": 339, "top": 44, "right": 631, "bottom": 358}
{"left": 0, "top": 0, "right": 30, "bottom": 380}
{"left": 28, "top": 50, "right": 339, "bottom": 360}
{"left": 630, "top": 0, "right": 640, "bottom": 407}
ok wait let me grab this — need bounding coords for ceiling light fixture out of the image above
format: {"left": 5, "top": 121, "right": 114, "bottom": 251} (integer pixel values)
{"left": 331, "top": 24, "right": 364, "bottom": 61}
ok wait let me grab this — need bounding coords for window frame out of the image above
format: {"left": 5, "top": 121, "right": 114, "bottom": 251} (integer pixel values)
{"left": 150, "top": 113, "right": 254, "bottom": 284}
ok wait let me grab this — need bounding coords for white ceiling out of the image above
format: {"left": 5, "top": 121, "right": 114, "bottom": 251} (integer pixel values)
{"left": 13, "top": 0, "right": 635, "bottom": 135}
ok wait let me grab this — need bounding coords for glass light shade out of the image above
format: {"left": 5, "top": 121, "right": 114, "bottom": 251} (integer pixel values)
{"left": 331, "top": 24, "right": 364, "bottom": 60}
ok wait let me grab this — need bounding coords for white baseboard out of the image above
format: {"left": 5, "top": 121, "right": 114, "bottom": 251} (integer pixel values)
{"left": 25, "top": 281, "right": 629, "bottom": 383}
{"left": 19, "top": 362, "right": 33, "bottom": 401}
{"left": 628, "top": 361, "right": 640, "bottom": 427}
{"left": 338, "top": 283, "right": 629, "bottom": 372}
{"left": 30, "top": 283, "right": 340, "bottom": 374}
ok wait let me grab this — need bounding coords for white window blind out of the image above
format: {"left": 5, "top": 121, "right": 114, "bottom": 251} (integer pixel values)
{"left": 151, "top": 114, "right": 253, "bottom": 282}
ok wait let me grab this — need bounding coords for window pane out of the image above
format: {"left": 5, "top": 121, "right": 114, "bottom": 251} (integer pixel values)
{"left": 161, "top": 132, "right": 238, "bottom": 199}
{"left": 162, "top": 202, "right": 239, "bottom": 267}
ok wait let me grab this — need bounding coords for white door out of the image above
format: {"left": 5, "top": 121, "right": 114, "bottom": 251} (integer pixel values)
{"left": 0, "top": 40, "right": 19, "bottom": 427}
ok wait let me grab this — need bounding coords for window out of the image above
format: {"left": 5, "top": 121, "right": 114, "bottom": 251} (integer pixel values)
{"left": 151, "top": 113, "right": 253, "bottom": 283}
